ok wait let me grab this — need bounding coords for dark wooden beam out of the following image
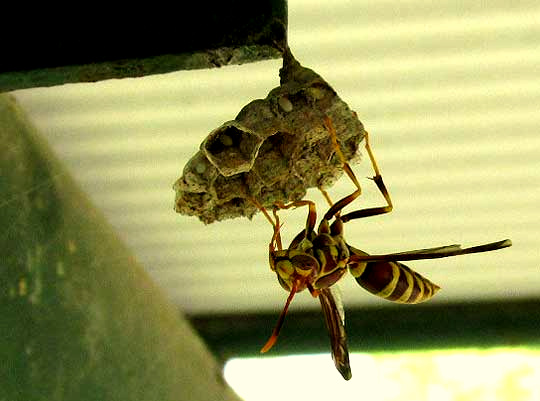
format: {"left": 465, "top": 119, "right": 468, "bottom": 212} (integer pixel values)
{"left": 1, "top": 1, "right": 287, "bottom": 92}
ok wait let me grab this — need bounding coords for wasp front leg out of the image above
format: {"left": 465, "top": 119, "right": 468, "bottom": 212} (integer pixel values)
{"left": 250, "top": 197, "right": 284, "bottom": 260}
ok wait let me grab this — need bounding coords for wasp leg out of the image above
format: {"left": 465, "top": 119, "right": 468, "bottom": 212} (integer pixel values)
{"left": 274, "top": 199, "right": 317, "bottom": 238}
{"left": 323, "top": 116, "right": 363, "bottom": 191}
{"left": 250, "top": 197, "right": 283, "bottom": 251}
{"left": 340, "top": 130, "right": 393, "bottom": 222}
{"left": 322, "top": 116, "right": 393, "bottom": 223}
{"left": 319, "top": 186, "right": 334, "bottom": 208}
{"left": 270, "top": 208, "right": 283, "bottom": 251}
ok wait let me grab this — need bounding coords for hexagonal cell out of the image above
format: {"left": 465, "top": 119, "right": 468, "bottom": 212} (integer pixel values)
{"left": 201, "top": 121, "right": 265, "bottom": 177}
{"left": 173, "top": 48, "right": 365, "bottom": 224}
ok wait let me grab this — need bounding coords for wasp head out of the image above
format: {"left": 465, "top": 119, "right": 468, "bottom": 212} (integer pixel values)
{"left": 269, "top": 236, "right": 321, "bottom": 293}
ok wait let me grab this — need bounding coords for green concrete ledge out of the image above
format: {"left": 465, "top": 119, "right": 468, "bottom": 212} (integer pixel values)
{"left": 0, "top": 94, "right": 241, "bottom": 401}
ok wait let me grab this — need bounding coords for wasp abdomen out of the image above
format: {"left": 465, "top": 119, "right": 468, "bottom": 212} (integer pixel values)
{"left": 350, "top": 261, "right": 440, "bottom": 304}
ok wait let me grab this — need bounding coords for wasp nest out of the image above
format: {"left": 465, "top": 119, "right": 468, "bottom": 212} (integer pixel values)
{"left": 173, "top": 48, "right": 365, "bottom": 223}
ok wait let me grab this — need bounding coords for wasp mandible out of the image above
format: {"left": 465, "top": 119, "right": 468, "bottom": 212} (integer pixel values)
{"left": 253, "top": 116, "right": 512, "bottom": 380}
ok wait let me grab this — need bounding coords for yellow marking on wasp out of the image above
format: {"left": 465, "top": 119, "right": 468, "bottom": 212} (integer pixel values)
{"left": 349, "top": 262, "right": 367, "bottom": 278}
{"left": 289, "top": 249, "right": 310, "bottom": 260}
{"left": 376, "top": 264, "right": 400, "bottom": 299}
{"left": 276, "top": 260, "right": 294, "bottom": 277}
{"left": 299, "top": 238, "right": 313, "bottom": 252}
{"left": 424, "top": 282, "right": 433, "bottom": 299}
{"left": 396, "top": 267, "right": 415, "bottom": 303}
{"left": 426, "top": 281, "right": 440, "bottom": 298}
{"left": 410, "top": 274, "right": 425, "bottom": 304}
{"left": 295, "top": 266, "right": 313, "bottom": 277}
{"left": 274, "top": 250, "right": 288, "bottom": 258}
{"left": 329, "top": 245, "right": 339, "bottom": 260}
{"left": 315, "top": 249, "right": 327, "bottom": 269}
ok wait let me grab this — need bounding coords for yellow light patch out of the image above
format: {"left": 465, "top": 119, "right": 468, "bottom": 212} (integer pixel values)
{"left": 225, "top": 348, "right": 540, "bottom": 400}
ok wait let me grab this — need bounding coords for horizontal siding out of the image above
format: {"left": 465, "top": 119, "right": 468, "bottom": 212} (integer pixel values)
{"left": 13, "top": 1, "right": 540, "bottom": 313}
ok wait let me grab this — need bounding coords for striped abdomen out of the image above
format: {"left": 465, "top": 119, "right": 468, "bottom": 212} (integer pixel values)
{"left": 349, "top": 259, "right": 440, "bottom": 304}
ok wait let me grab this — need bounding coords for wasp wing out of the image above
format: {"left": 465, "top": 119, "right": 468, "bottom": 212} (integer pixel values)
{"left": 319, "top": 287, "right": 352, "bottom": 380}
{"left": 349, "top": 239, "right": 511, "bottom": 263}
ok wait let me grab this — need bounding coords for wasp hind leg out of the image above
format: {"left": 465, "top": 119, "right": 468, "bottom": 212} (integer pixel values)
{"left": 322, "top": 116, "right": 393, "bottom": 224}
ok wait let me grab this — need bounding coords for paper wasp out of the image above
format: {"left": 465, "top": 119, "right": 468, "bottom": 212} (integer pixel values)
{"left": 253, "top": 116, "right": 512, "bottom": 380}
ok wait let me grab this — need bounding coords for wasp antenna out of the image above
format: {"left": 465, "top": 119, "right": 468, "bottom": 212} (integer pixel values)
{"left": 260, "top": 282, "right": 298, "bottom": 353}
